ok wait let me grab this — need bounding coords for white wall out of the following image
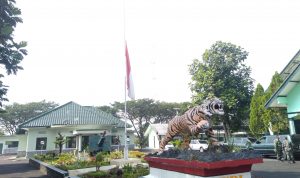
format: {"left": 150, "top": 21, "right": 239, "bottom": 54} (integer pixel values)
{"left": 26, "top": 127, "right": 84, "bottom": 152}
{"left": 112, "top": 128, "right": 135, "bottom": 145}
{"left": 148, "top": 130, "right": 159, "bottom": 149}
{"left": 25, "top": 126, "right": 135, "bottom": 153}
{"left": 0, "top": 135, "right": 19, "bottom": 154}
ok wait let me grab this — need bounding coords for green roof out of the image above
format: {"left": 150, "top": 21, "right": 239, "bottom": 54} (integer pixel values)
{"left": 265, "top": 50, "right": 300, "bottom": 108}
{"left": 19, "top": 101, "right": 128, "bottom": 128}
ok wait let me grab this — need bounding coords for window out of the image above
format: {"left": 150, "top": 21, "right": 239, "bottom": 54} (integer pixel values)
{"left": 66, "top": 136, "right": 76, "bottom": 148}
{"left": 126, "top": 136, "right": 130, "bottom": 144}
{"left": 111, "top": 136, "right": 120, "bottom": 145}
{"left": 36, "top": 137, "right": 47, "bottom": 150}
{"left": 199, "top": 140, "right": 208, "bottom": 144}
{"left": 5, "top": 141, "right": 19, "bottom": 148}
{"left": 259, "top": 137, "right": 267, "bottom": 144}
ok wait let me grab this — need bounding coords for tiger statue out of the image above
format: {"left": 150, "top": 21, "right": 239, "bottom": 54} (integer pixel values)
{"left": 159, "top": 97, "right": 224, "bottom": 152}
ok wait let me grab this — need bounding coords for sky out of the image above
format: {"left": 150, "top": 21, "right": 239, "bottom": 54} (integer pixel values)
{"left": 3, "top": 0, "right": 300, "bottom": 107}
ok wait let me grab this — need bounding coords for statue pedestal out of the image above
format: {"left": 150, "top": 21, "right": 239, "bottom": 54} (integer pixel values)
{"left": 143, "top": 156, "right": 263, "bottom": 178}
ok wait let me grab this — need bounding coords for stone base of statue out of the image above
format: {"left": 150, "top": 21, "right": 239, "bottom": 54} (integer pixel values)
{"left": 142, "top": 150, "right": 263, "bottom": 178}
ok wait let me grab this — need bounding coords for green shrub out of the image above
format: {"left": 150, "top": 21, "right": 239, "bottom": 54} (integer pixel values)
{"left": 122, "top": 164, "right": 133, "bottom": 174}
{"left": 128, "top": 151, "right": 145, "bottom": 158}
{"left": 56, "top": 160, "right": 96, "bottom": 171}
{"left": 33, "top": 152, "right": 57, "bottom": 162}
{"left": 80, "top": 164, "right": 149, "bottom": 178}
{"left": 52, "top": 153, "right": 76, "bottom": 165}
{"left": 122, "top": 164, "right": 149, "bottom": 178}
{"left": 96, "top": 152, "right": 105, "bottom": 171}
{"left": 109, "top": 151, "right": 123, "bottom": 159}
{"left": 171, "top": 139, "right": 182, "bottom": 148}
{"left": 81, "top": 171, "right": 109, "bottom": 178}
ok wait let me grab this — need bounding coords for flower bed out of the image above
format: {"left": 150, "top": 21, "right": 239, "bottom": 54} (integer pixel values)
{"left": 145, "top": 150, "right": 263, "bottom": 177}
{"left": 80, "top": 164, "right": 149, "bottom": 178}
{"left": 31, "top": 150, "right": 149, "bottom": 177}
{"left": 33, "top": 152, "right": 99, "bottom": 170}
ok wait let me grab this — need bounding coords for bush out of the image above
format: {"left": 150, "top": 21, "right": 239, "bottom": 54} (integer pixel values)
{"left": 128, "top": 151, "right": 146, "bottom": 158}
{"left": 109, "top": 151, "right": 123, "bottom": 159}
{"left": 33, "top": 152, "right": 57, "bottom": 162}
{"left": 80, "top": 164, "right": 149, "bottom": 178}
{"left": 81, "top": 171, "right": 109, "bottom": 178}
{"left": 171, "top": 139, "right": 182, "bottom": 148}
{"left": 52, "top": 153, "right": 76, "bottom": 165}
{"left": 122, "top": 164, "right": 149, "bottom": 178}
{"left": 56, "top": 160, "right": 96, "bottom": 171}
{"left": 96, "top": 152, "right": 105, "bottom": 171}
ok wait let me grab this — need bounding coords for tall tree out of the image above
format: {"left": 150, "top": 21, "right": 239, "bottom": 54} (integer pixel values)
{"left": 97, "top": 99, "right": 188, "bottom": 148}
{"left": 189, "top": 41, "right": 254, "bottom": 140}
{"left": 249, "top": 84, "right": 266, "bottom": 138}
{"left": 264, "top": 72, "right": 288, "bottom": 133}
{"left": 0, "top": 100, "right": 58, "bottom": 135}
{"left": 0, "top": 0, "right": 27, "bottom": 106}
{"left": 152, "top": 101, "right": 190, "bottom": 124}
{"left": 104, "top": 99, "right": 158, "bottom": 148}
{"left": 0, "top": 128, "right": 4, "bottom": 135}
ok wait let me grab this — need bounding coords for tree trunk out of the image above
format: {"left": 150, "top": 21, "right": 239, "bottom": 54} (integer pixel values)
{"left": 223, "top": 121, "right": 231, "bottom": 142}
{"left": 59, "top": 144, "right": 63, "bottom": 154}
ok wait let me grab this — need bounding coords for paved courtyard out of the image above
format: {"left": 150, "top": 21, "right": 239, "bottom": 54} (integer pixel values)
{"left": 1, "top": 155, "right": 300, "bottom": 178}
{"left": 0, "top": 155, "right": 49, "bottom": 178}
{"left": 252, "top": 158, "right": 300, "bottom": 178}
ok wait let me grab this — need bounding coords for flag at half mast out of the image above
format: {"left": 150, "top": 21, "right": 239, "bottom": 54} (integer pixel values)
{"left": 125, "top": 42, "right": 135, "bottom": 100}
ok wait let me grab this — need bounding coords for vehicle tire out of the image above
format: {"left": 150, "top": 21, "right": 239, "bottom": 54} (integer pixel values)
{"left": 200, "top": 147, "right": 204, "bottom": 152}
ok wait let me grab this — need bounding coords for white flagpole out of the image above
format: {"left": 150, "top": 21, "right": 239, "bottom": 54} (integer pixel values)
{"left": 123, "top": 0, "right": 128, "bottom": 160}
{"left": 124, "top": 77, "right": 128, "bottom": 160}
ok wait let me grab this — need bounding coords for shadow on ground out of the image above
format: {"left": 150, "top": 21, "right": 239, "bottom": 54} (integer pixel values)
{"left": 0, "top": 157, "right": 49, "bottom": 178}
{"left": 251, "top": 158, "right": 300, "bottom": 178}
{"left": 252, "top": 171, "right": 300, "bottom": 178}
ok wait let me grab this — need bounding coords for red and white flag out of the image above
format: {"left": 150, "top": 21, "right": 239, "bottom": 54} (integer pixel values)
{"left": 125, "top": 42, "right": 135, "bottom": 100}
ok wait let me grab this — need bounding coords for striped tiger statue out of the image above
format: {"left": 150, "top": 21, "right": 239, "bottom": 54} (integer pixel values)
{"left": 159, "top": 97, "right": 224, "bottom": 151}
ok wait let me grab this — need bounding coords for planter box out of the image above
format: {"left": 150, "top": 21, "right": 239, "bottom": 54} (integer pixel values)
{"left": 144, "top": 156, "right": 263, "bottom": 178}
{"left": 29, "top": 158, "right": 69, "bottom": 178}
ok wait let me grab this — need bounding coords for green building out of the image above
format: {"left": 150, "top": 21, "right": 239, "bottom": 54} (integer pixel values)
{"left": 266, "top": 50, "right": 300, "bottom": 135}
{"left": 0, "top": 101, "right": 134, "bottom": 157}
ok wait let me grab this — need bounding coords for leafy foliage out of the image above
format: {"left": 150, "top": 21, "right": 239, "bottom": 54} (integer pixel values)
{"left": 53, "top": 153, "right": 76, "bottom": 165}
{"left": 171, "top": 139, "right": 182, "bottom": 148}
{"left": 0, "top": 128, "right": 4, "bottom": 135}
{"left": 109, "top": 150, "right": 123, "bottom": 159}
{"left": 128, "top": 150, "right": 146, "bottom": 158}
{"left": 54, "top": 133, "right": 65, "bottom": 154}
{"left": 33, "top": 152, "right": 57, "bottom": 162}
{"left": 96, "top": 152, "right": 105, "bottom": 171}
{"left": 98, "top": 99, "right": 189, "bottom": 148}
{"left": 249, "top": 72, "right": 288, "bottom": 135}
{"left": 0, "top": 0, "right": 27, "bottom": 106}
{"left": 0, "top": 100, "right": 58, "bottom": 134}
{"left": 263, "top": 72, "right": 288, "bottom": 133}
{"left": 249, "top": 84, "right": 267, "bottom": 138}
{"left": 81, "top": 164, "right": 149, "bottom": 178}
{"left": 189, "top": 41, "right": 254, "bottom": 139}
{"left": 82, "top": 171, "right": 109, "bottom": 178}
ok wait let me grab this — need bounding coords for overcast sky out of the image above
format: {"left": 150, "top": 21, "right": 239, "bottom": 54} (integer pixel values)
{"left": 3, "top": 0, "right": 300, "bottom": 106}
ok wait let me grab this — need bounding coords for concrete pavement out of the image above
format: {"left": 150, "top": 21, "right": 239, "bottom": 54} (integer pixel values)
{"left": 252, "top": 158, "right": 300, "bottom": 178}
{"left": 0, "top": 155, "right": 49, "bottom": 178}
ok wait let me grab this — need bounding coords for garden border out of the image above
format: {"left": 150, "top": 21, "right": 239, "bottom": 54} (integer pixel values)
{"left": 29, "top": 157, "right": 69, "bottom": 178}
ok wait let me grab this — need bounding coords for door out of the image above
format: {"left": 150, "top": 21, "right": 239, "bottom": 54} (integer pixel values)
{"left": 295, "top": 120, "right": 300, "bottom": 134}
{"left": 0, "top": 143, "right": 3, "bottom": 154}
{"left": 81, "top": 136, "right": 89, "bottom": 151}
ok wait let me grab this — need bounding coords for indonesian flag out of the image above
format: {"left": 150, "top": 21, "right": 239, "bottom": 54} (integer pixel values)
{"left": 125, "top": 42, "right": 135, "bottom": 100}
